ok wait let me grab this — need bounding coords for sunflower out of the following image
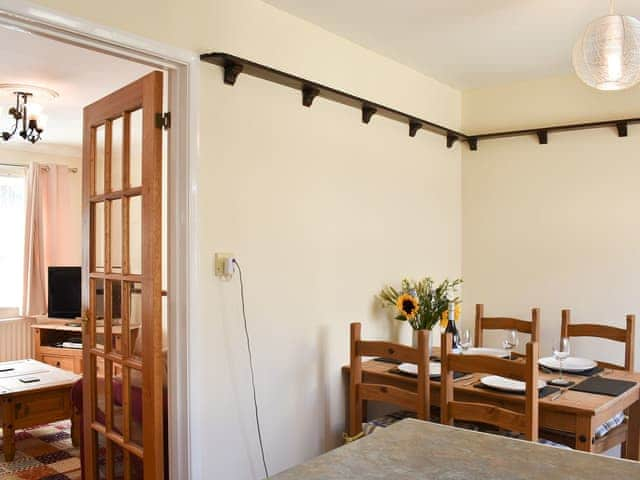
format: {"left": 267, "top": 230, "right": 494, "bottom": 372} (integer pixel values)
{"left": 396, "top": 293, "right": 419, "bottom": 319}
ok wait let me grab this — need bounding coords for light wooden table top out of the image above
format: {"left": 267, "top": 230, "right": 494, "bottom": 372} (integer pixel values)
{"left": 271, "top": 418, "right": 640, "bottom": 479}
{"left": 0, "top": 359, "right": 80, "bottom": 395}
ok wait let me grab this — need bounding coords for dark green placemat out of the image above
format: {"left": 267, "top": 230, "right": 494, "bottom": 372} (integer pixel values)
{"left": 569, "top": 376, "right": 636, "bottom": 397}
{"left": 373, "top": 357, "right": 402, "bottom": 365}
{"left": 540, "top": 365, "right": 604, "bottom": 377}
{"left": 390, "top": 367, "right": 468, "bottom": 382}
{"left": 474, "top": 382, "right": 560, "bottom": 399}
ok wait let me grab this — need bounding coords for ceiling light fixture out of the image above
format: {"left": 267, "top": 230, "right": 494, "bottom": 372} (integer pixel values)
{"left": 0, "top": 84, "right": 57, "bottom": 144}
{"left": 573, "top": 0, "right": 640, "bottom": 91}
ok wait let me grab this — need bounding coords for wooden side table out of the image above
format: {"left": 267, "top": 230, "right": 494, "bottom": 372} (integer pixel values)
{"left": 32, "top": 321, "right": 141, "bottom": 375}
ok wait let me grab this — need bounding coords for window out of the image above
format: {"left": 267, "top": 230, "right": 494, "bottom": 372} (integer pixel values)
{"left": 0, "top": 166, "right": 26, "bottom": 317}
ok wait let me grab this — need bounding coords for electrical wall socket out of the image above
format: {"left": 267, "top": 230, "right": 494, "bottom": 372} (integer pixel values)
{"left": 214, "top": 252, "right": 234, "bottom": 278}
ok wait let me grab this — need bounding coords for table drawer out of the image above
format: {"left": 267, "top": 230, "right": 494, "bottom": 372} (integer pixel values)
{"left": 13, "top": 388, "right": 72, "bottom": 427}
{"left": 41, "top": 355, "right": 75, "bottom": 372}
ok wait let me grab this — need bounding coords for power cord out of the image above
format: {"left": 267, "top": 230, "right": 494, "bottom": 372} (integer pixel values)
{"left": 233, "top": 259, "right": 270, "bottom": 479}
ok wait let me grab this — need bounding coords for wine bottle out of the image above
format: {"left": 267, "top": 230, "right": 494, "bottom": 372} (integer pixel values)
{"left": 444, "top": 301, "right": 459, "bottom": 348}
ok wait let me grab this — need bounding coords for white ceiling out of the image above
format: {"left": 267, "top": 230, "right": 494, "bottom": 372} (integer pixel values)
{"left": 264, "top": 0, "right": 640, "bottom": 90}
{"left": 0, "top": 26, "right": 152, "bottom": 154}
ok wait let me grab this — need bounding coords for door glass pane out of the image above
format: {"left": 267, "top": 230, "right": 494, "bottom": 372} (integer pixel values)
{"left": 94, "top": 202, "right": 105, "bottom": 273}
{"left": 129, "top": 282, "right": 142, "bottom": 360}
{"left": 94, "top": 359, "right": 106, "bottom": 425}
{"left": 129, "top": 195, "right": 142, "bottom": 275}
{"left": 129, "top": 452, "right": 144, "bottom": 479}
{"left": 111, "top": 116, "right": 123, "bottom": 192}
{"left": 128, "top": 366, "right": 143, "bottom": 448}
{"left": 110, "top": 199, "right": 123, "bottom": 273}
{"left": 130, "top": 109, "right": 142, "bottom": 188}
{"left": 110, "top": 390, "right": 124, "bottom": 447}
{"left": 93, "top": 278, "right": 105, "bottom": 351}
{"left": 96, "top": 432, "right": 107, "bottom": 479}
{"left": 95, "top": 124, "right": 105, "bottom": 195}
{"left": 111, "top": 281, "right": 123, "bottom": 354}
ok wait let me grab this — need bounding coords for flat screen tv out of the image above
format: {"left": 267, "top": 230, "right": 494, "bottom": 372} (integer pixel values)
{"left": 48, "top": 266, "right": 81, "bottom": 319}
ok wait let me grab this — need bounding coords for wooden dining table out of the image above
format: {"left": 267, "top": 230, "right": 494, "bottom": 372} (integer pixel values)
{"left": 271, "top": 418, "right": 640, "bottom": 479}
{"left": 342, "top": 354, "right": 640, "bottom": 459}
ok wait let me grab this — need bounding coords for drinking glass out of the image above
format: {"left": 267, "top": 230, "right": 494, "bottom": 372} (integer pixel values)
{"left": 552, "top": 337, "right": 571, "bottom": 384}
{"left": 501, "top": 330, "right": 519, "bottom": 360}
{"left": 458, "top": 329, "right": 472, "bottom": 354}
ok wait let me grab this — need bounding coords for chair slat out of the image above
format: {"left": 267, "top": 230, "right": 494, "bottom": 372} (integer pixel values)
{"left": 358, "top": 383, "right": 419, "bottom": 412}
{"left": 447, "top": 354, "right": 527, "bottom": 382}
{"left": 356, "top": 340, "right": 419, "bottom": 364}
{"left": 448, "top": 401, "right": 529, "bottom": 433}
{"left": 564, "top": 323, "right": 627, "bottom": 343}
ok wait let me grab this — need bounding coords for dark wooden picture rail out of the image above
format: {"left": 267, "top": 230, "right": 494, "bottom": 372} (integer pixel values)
{"left": 200, "top": 52, "right": 640, "bottom": 152}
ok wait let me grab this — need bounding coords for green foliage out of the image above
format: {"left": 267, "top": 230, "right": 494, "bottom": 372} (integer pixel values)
{"left": 378, "top": 277, "right": 462, "bottom": 330}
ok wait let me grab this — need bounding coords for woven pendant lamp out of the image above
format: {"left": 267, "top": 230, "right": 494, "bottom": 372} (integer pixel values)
{"left": 573, "top": 0, "right": 640, "bottom": 91}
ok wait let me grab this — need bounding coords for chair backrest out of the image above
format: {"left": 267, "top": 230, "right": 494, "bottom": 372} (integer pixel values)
{"left": 348, "top": 322, "right": 430, "bottom": 437}
{"left": 440, "top": 332, "right": 539, "bottom": 441}
{"left": 561, "top": 309, "right": 636, "bottom": 371}
{"left": 474, "top": 304, "right": 540, "bottom": 348}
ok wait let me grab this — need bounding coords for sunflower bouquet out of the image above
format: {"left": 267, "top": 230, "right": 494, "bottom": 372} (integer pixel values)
{"left": 378, "top": 277, "right": 462, "bottom": 331}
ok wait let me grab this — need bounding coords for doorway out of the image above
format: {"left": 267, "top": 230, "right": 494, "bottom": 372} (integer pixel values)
{"left": 0, "top": 3, "right": 196, "bottom": 479}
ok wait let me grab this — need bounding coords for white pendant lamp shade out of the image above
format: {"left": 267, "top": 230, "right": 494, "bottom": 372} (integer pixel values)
{"left": 573, "top": 13, "right": 640, "bottom": 91}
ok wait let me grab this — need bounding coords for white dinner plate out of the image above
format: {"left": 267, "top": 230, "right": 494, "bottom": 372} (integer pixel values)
{"left": 398, "top": 362, "right": 441, "bottom": 377}
{"left": 538, "top": 356, "right": 597, "bottom": 373}
{"left": 456, "top": 347, "right": 510, "bottom": 358}
{"left": 480, "top": 375, "right": 546, "bottom": 393}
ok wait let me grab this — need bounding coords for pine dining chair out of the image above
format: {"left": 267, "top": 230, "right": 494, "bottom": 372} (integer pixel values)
{"left": 474, "top": 304, "right": 540, "bottom": 350}
{"left": 440, "top": 332, "right": 540, "bottom": 441}
{"left": 348, "top": 322, "right": 430, "bottom": 439}
{"left": 541, "top": 310, "right": 636, "bottom": 454}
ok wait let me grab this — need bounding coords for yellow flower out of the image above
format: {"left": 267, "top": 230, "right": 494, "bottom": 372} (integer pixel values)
{"left": 440, "top": 310, "right": 448, "bottom": 329}
{"left": 396, "top": 294, "right": 419, "bottom": 320}
{"left": 440, "top": 303, "right": 463, "bottom": 328}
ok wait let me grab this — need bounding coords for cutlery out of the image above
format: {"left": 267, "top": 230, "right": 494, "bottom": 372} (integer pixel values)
{"left": 454, "top": 374, "right": 474, "bottom": 383}
{"left": 463, "top": 378, "right": 480, "bottom": 387}
{"left": 550, "top": 388, "right": 568, "bottom": 401}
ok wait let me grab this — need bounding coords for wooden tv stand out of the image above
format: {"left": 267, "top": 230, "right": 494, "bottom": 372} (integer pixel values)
{"left": 32, "top": 319, "right": 141, "bottom": 375}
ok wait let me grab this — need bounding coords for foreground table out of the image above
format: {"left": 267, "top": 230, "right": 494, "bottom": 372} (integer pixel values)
{"left": 272, "top": 418, "right": 640, "bottom": 479}
{"left": 0, "top": 359, "right": 80, "bottom": 461}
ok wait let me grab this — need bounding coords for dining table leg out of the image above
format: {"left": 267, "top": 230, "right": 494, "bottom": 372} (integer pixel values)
{"left": 625, "top": 398, "right": 640, "bottom": 460}
{"left": 575, "top": 415, "right": 594, "bottom": 453}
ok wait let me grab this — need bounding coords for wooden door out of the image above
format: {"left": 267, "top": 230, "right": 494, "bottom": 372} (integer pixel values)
{"left": 82, "top": 71, "right": 164, "bottom": 480}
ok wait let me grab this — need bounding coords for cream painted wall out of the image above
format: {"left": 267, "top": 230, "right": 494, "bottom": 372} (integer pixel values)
{"left": 462, "top": 76, "right": 640, "bottom": 372}
{"left": 27, "top": 0, "right": 462, "bottom": 478}
{"left": 0, "top": 145, "right": 82, "bottom": 265}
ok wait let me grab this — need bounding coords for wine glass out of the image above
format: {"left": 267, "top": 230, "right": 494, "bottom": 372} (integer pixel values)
{"left": 458, "top": 329, "right": 472, "bottom": 354}
{"left": 501, "top": 330, "right": 519, "bottom": 360}
{"left": 552, "top": 338, "right": 571, "bottom": 385}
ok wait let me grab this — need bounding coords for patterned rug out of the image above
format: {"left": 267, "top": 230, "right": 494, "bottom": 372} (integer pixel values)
{"left": 0, "top": 420, "right": 81, "bottom": 480}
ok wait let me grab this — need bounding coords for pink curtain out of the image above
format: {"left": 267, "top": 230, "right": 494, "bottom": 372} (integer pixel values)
{"left": 22, "top": 163, "right": 74, "bottom": 316}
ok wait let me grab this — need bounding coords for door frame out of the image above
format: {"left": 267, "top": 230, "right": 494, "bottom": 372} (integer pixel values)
{"left": 0, "top": 2, "right": 199, "bottom": 478}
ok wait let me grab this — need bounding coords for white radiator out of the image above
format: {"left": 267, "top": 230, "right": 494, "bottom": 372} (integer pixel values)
{"left": 0, "top": 317, "right": 35, "bottom": 362}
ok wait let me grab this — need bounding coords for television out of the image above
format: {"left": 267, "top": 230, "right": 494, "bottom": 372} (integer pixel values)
{"left": 48, "top": 267, "right": 81, "bottom": 319}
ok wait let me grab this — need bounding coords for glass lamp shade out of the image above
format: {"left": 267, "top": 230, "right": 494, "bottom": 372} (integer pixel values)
{"left": 573, "top": 14, "right": 640, "bottom": 91}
